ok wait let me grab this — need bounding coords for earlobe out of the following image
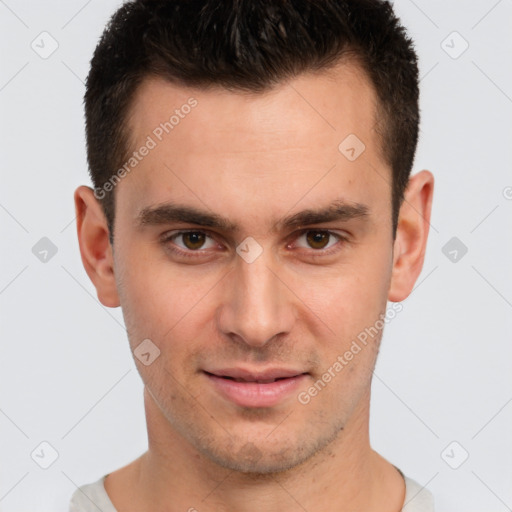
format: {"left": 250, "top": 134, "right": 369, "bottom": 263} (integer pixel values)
{"left": 74, "top": 186, "right": 120, "bottom": 307}
{"left": 388, "top": 170, "right": 434, "bottom": 302}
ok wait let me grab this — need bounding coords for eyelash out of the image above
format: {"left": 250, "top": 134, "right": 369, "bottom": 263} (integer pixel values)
{"left": 160, "top": 229, "right": 348, "bottom": 260}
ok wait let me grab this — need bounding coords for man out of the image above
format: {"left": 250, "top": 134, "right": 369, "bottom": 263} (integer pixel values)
{"left": 70, "top": 0, "right": 435, "bottom": 510}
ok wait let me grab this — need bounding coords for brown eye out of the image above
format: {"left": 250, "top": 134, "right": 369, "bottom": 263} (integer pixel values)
{"left": 181, "top": 231, "right": 207, "bottom": 250}
{"left": 161, "top": 230, "right": 220, "bottom": 260}
{"left": 291, "top": 229, "right": 346, "bottom": 258}
{"left": 305, "top": 230, "right": 331, "bottom": 250}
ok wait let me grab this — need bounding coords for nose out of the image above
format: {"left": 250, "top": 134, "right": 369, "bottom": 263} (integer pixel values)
{"left": 216, "top": 247, "right": 296, "bottom": 349}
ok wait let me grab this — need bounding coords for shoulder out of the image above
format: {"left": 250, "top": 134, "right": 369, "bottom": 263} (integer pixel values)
{"left": 69, "top": 475, "right": 117, "bottom": 512}
{"left": 402, "top": 474, "right": 435, "bottom": 512}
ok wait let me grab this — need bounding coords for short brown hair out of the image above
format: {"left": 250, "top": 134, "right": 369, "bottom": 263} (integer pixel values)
{"left": 84, "top": 0, "right": 420, "bottom": 242}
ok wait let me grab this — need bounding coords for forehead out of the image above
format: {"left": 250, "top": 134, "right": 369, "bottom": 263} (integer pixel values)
{"left": 117, "top": 62, "right": 390, "bottom": 232}
{"left": 128, "top": 62, "right": 379, "bottom": 153}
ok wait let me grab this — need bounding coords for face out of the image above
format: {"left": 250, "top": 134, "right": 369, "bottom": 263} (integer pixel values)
{"left": 111, "top": 64, "right": 396, "bottom": 473}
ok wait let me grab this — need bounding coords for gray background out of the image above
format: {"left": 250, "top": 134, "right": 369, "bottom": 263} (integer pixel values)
{"left": 1, "top": 1, "right": 511, "bottom": 511}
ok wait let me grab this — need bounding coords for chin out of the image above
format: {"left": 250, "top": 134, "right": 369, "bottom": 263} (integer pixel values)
{"left": 194, "top": 429, "right": 335, "bottom": 476}
{"left": 207, "top": 448, "right": 305, "bottom": 476}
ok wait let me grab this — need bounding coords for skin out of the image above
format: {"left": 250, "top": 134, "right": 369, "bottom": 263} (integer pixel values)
{"left": 74, "top": 61, "right": 434, "bottom": 512}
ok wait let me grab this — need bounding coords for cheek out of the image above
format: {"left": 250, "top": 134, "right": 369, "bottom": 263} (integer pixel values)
{"left": 115, "top": 246, "right": 219, "bottom": 355}
{"left": 301, "top": 244, "right": 393, "bottom": 340}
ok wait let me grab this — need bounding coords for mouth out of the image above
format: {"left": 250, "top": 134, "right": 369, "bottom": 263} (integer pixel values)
{"left": 215, "top": 376, "right": 291, "bottom": 384}
{"left": 203, "top": 368, "right": 309, "bottom": 408}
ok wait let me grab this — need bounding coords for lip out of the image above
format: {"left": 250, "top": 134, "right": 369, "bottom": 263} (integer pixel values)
{"left": 203, "top": 368, "right": 309, "bottom": 408}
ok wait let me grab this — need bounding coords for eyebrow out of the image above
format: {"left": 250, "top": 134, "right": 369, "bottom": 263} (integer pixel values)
{"left": 136, "top": 199, "right": 370, "bottom": 234}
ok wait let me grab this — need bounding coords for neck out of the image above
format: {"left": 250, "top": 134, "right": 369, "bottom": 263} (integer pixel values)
{"left": 106, "top": 386, "right": 404, "bottom": 512}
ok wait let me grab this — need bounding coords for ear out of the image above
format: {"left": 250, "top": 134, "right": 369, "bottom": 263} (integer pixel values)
{"left": 388, "top": 170, "right": 434, "bottom": 302}
{"left": 74, "top": 186, "right": 120, "bottom": 307}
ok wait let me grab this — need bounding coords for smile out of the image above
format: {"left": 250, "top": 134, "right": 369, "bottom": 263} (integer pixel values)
{"left": 203, "top": 369, "right": 309, "bottom": 408}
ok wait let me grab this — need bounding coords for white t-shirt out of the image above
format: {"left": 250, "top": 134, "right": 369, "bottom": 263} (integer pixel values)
{"left": 69, "top": 467, "right": 434, "bottom": 511}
